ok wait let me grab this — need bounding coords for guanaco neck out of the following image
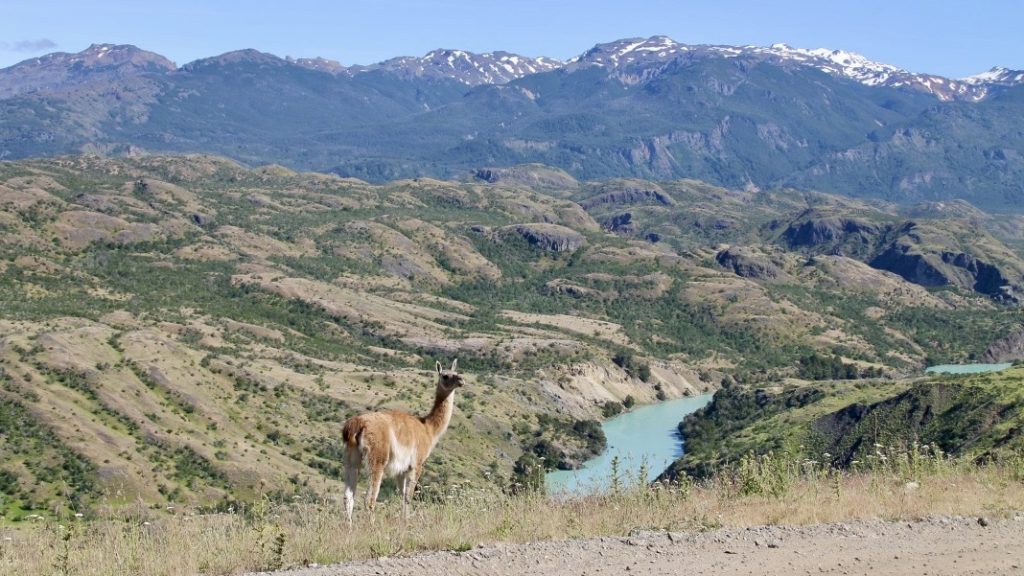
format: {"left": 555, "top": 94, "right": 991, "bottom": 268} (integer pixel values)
{"left": 422, "top": 385, "right": 456, "bottom": 440}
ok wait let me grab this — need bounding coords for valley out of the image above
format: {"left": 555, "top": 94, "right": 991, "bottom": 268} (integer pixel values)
{"left": 0, "top": 155, "right": 1021, "bottom": 520}
{"left": 1, "top": 2, "right": 1024, "bottom": 572}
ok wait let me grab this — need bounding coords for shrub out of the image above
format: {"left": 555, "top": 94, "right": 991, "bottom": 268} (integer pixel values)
{"left": 601, "top": 400, "right": 623, "bottom": 418}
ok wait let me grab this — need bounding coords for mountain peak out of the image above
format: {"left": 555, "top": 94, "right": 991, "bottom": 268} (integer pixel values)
{"left": 289, "top": 56, "right": 346, "bottom": 75}
{"left": 0, "top": 43, "right": 175, "bottom": 99}
{"left": 347, "top": 48, "right": 561, "bottom": 86}
{"left": 569, "top": 36, "right": 687, "bottom": 68}
{"left": 16, "top": 43, "right": 176, "bottom": 71}
{"left": 963, "top": 66, "right": 1024, "bottom": 85}
{"left": 182, "top": 49, "right": 287, "bottom": 70}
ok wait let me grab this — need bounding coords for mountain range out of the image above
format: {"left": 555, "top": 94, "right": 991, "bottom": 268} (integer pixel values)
{"left": 1, "top": 37, "right": 1023, "bottom": 208}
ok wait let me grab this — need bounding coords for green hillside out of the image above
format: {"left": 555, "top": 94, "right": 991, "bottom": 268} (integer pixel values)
{"left": 667, "top": 365, "right": 1024, "bottom": 480}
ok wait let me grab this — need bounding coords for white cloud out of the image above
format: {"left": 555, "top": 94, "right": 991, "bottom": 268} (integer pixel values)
{"left": 0, "top": 39, "right": 58, "bottom": 53}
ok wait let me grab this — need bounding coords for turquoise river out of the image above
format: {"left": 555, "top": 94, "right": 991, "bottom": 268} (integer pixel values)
{"left": 925, "top": 363, "right": 1012, "bottom": 375}
{"left": 546, "top": 393, "right": 713, "bottom": 496}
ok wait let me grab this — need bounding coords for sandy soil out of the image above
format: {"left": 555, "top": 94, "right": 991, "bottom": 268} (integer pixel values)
{"left": 252, "top": 516, "right": 1024, "bottom": 576}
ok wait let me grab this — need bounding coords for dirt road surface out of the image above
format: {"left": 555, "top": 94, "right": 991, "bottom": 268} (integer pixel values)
{"left": 252, "top": 516, "right": 1024, "bottom": 576}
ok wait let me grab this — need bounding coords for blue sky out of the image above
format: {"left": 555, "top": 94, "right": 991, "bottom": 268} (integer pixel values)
{"left": 1, "top": 0, "right": 1021, "bottom": 78}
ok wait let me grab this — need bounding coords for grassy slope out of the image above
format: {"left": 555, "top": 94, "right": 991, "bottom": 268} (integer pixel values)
{"left": 1, "top": 457, "right": 1022, "bottom": 575}
{"left": 670, "top": 366, "right": 1024, "bottom": 479}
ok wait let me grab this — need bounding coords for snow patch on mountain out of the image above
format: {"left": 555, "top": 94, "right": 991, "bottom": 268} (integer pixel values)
{"left": 963, "top": 66, "right": 1024, "bottom": 85}
{"left": 568, "top": 36, "right": 1022, "bottom": 102}
{"left": 755, "top": 44, "right": 902, "bottom": 86}
{"left": 348, "top": 49, "right": 562, "bottom": 86}
{"left": 568, "top": 36, "right": 689, "bottom": 68}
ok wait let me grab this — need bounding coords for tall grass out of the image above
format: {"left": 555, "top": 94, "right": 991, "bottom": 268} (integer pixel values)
{"left": 2, "top": 449, "right": 1022, "bottom": 576}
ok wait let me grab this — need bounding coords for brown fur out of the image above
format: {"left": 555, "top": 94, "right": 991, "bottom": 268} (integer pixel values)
{"left": 341, "top": 418, "right": 362, "bottom": 448}
{"left": 342, "top": 359, "right": 463, "bottom": 524}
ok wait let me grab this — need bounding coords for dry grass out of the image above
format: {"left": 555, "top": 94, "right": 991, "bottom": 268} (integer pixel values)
{"left": 2, "top": 455, "right": 1023, "bottom": 576}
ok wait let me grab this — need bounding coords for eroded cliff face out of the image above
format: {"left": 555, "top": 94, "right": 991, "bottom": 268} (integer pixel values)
{"left": 778, "top": 214, "right": 1024, "bottom": 302}
{"left": 537, "top": 361, "right": 717, "bottom": 419}
{"left": 497, "top": 223, "right": 587, "bottom": 253}
{"left": 715, "top": 247, "right": 784, "bottom": 280}
{"left": 870, "top": 244, "right": 1020, "bottom": 302}
{"left": 983, "top": 329, "right": 1024, "bottom": 363}
{"left": 781, "top": 216, "right": 882, "bottom": 257}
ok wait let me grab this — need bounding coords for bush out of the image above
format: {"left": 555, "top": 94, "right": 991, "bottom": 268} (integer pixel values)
{"left": 601, "top": 400, "right": 623, "bottom": 418}
{"left": 530, "top": 438, "right": 564, "bottom": 466}
{"left": 612, "top": 352, "right": 651, "bottom": 382}
{"left": 798, "top": 353, "right": 879, "bottom": 380}
{"left": 510, "top": 453, "right": 545, "bottom": 494}
{"left": 571, "top": 419, "right": 606, "bottom": 455}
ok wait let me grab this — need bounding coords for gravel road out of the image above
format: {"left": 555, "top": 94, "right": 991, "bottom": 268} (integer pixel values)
{"left": 251, "top": 515, "right": 1024, "bottom": 576}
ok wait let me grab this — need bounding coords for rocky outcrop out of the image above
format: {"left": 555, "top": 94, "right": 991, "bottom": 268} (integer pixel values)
{"left": 781, "top": 216, "right": 880, "bottom": 254}
{"left": 715, "top": 247, "right": 782, "bottom": 279}
{"left": 940, "top": 252, "right": 1012, "bottom": 297}
{"left": 982, "top": 329, "right": 1024, "bottom": 363}
{"left": 498, "top": 223, "right": 585, "bottom": 252}
{"left": 51, "top": 210, "right": 167, "bottom": 249}
{"left": 474, "top": 168, "right": 504, "bottom": 183}
{"left": 545, "top": 279, "right": 599, "bottom": 298}
{"left": 780, "top": 215, "right": 1023, "bottom": 302}
{"left": 695, "top": 217, "right": 735, "bottom": 232}
{"left": 603, "top": 212, "right": 635, "bottom": 234}
{"left": 869, "top": 245, "right": 952, "bottom": 288}
{"left": 870, "top": 243, "right": 1018, "bottom": 301}
{"left": 579, "top": 187, "right": 674, "bottom": 210}
{"left": 473, "top": 164, "right": 579, "bottom": 192}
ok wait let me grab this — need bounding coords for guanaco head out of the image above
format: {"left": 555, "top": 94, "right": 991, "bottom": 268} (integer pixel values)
{"left": 435, "top": 358, "right": 463, "bottom": 392}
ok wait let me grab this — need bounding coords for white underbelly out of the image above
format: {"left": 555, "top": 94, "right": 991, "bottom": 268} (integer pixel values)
{"left": 385, "top": 430, "right": 417, "bottom": 477}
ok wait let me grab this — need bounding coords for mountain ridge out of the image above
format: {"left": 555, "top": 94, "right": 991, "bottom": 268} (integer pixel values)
{"left": 2, "top": 38, "right": 1024, "bottom": 209}
{"left": 4, "top": 37, "right": 1020, "bottom": 97}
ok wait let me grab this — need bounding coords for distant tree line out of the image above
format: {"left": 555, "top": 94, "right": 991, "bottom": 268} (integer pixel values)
{"left": 798, "top": 353, "right": 883, "bottom": 380}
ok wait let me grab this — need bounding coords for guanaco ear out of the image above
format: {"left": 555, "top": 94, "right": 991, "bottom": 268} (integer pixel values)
{"left": 450, "top": 358, "right": 458, "bottom": 373}
{"left": 436, "top": 360, "right": 442, "bottom": 375}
